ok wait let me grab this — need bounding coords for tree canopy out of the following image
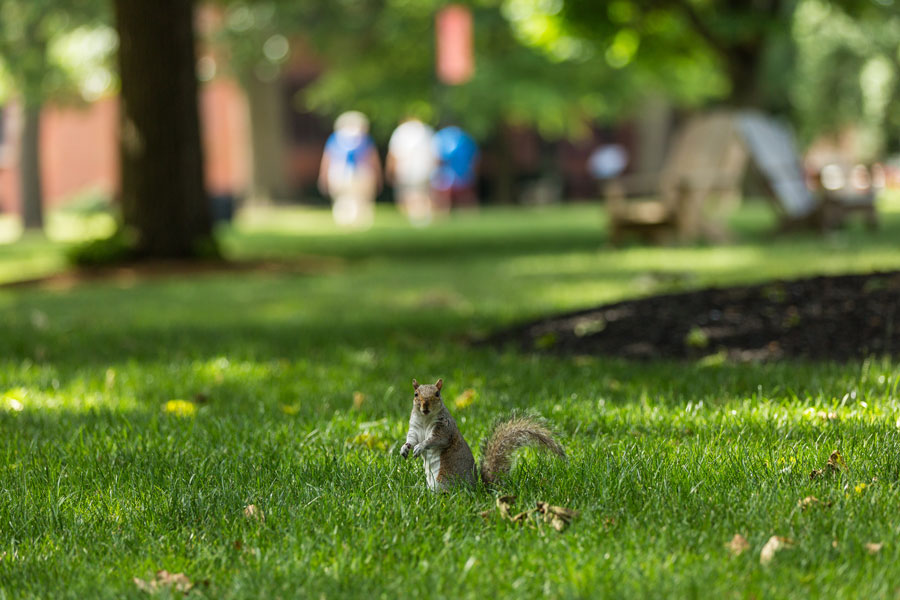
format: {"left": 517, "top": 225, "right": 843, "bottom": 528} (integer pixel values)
{"left": 219, "top": 0, "right": 646, "bottom": 141}
{"left": 0, "top": 0, "right": 112, "bottom": 229}
{"left": 518, "top": 0, "right": 900, "bottom": 152}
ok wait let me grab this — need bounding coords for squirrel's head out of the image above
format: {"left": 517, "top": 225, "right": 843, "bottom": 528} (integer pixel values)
{"left": 412, "top": 378, "right": 443, "bottom": 416}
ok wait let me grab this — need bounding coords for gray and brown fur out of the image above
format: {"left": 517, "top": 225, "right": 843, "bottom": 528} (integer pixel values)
{"left": 401, "top": 378, "right": 565, "bottom": 491}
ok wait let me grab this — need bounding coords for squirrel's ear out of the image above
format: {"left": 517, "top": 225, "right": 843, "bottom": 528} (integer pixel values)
{"left": 435, "top": 378, "right": 443, "bottom": 391}
{"left": 412, "top": 379, "right": 419, "bottom": 390}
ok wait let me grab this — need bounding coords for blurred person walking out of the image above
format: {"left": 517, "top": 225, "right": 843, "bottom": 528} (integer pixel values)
{"left": 432, "top": 125, "right": 479, "bottom": 211}
{"left": 386, "top": 118, "right": 437, "bottom": 226}
{"left": 318, "top": 111, "right": 381, "bottom": 228}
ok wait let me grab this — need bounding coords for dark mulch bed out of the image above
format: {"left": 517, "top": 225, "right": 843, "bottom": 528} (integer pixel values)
{"left": 490, "top": 271, "right": 900, "bottom": 362}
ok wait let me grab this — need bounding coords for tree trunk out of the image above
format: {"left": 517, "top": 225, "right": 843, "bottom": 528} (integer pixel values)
{"left": 20, "top": 103, "right": 44, "bottom": 230}
{"left": 725, "top": 49, "right": 764, "bottom": 108}
{"left": 113, "top": 0, "right": 213, "bottom": 259}
{"left": 243, "top": 73, "right": 289, "bottom": 204}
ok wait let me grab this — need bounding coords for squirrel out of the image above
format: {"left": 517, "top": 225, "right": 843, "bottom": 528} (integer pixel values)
{"left": 400, "top": 378, "right": 566, "bottom": 492}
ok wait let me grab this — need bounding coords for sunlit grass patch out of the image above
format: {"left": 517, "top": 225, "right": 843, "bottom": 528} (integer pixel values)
{"left": 1, "top": 203, "right": 900, "bottom": 597}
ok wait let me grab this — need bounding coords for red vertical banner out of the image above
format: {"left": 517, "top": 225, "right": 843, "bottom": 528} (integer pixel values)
{"left": 436, "top": 4, "right": 474, "bottom": 85}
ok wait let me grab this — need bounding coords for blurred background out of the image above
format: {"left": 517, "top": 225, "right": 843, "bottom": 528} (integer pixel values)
{"left": 0, "top": 0, "right": 898, "bottom": 246}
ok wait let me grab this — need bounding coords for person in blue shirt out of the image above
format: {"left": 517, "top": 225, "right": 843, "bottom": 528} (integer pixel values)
{"left": 318, "top": 111, "right": 382, "bottom": 228}
{"left": 432, "top": 125, "right": 479, "bottom": 211}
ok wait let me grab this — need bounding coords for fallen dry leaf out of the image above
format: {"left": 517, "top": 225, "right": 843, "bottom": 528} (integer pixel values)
{"left": 760, "top": 536, "right": 793, "bottom": 565}
{"left": 510, "top": 511, "right": 535, "bottom": 527}
{"left": 549, "top": 515, "right": 568, "bottom": 532}
{"left": 865, "top": 542, "right": 883, "bottom": 555}
{"left": 535, "top": 501, "right": 579, "bottom": 532}
{"left": 829, "top": 450, "right": 847, "bottom": 470}
{"left": 496, "top": 495, "right": 516, "bottom": 520}
{"left": 727, "top": 534, "right": 750, "bottom": 556}
{"left": 352, "top": 392, "right": 366, "bottom": 410}
{"left": 536, "top": 502, "right": 579, "bottom": 520}
{"left": 798, "top": 496, "right": 820, "bottom": 510}
{"left": 133, "top": 570, "right": 193, "bottom": 594}
{"left": 488, "top": 497, "right": 577, "bottom": 532}
{"left": 810, "top": 450, "right": 847, "bottom": 480}
{"left": 243, "top": 504, "right": 264, "bottom": 522}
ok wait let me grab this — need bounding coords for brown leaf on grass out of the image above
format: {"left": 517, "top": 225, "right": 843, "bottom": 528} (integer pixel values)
{"left": 510, "top": 511, "right": 536, "bottom": 528}
{"left": 496, "top": 495, "right": 515, "bottom": 520}
{"left": 489, "top": 497, "right": 577, "bottom": 532}
{"left": 798, "top": 496, "right": 820, "bottom": 510}
{"left": 243, "top": 504, "right": 264, "bottom": 522}
{"left": 352, "top": 392, "right": 366, "bottom": 410}
{"left": 811, "top": 450, "right": 847, "bottom": 480}
{"left": 865, "top": 542, "right": 883, "bottom": 555}
{"left": 479, "top": 509, "right": 492, "bottom": 523}
{"left": 828, "top": 450, "right": 847, "bottom": 471}
{"left": 726, "top": 534, "right": 750, "bottom": 556}
{"left": 760, "top": 536, "right": 793, "bottom": 565}
{"left": 535, "top": 501, "right": 579, "bottom": 532}
{"left": 133, "top": 570, "right": 193, "bottom": 594}
{"left": 536, "top": 502, "right": 579, "bottom": 520}
{"left": 549, "top": 515, "right": 569, "bottom": 532}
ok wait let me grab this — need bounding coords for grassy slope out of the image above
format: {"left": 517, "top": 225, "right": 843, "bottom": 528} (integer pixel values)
{"left": 1, "top": 200, "right": 900, "bottom": 598}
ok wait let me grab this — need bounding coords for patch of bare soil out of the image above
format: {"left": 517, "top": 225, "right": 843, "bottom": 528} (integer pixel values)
{"left": 490, "top": 271, "right": 900, "bottom": 362}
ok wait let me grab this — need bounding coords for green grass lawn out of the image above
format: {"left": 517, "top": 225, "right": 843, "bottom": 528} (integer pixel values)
{"left": 2, "top": 199, "right": 900, "bottom": 598}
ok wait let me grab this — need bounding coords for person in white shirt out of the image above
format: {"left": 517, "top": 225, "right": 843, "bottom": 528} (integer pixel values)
{"left": 386, "top": 118, "right": 437, "bottom": 226}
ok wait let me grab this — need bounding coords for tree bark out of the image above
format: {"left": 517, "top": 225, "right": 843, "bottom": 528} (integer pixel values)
{"left": 20, "top": 103, "right": 44, "bottom": 230}
{"left": 113, "top": 0, "right": 214, "bottom": 259}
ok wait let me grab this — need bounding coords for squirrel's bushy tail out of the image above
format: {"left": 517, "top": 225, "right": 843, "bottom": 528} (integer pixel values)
{"left": 479, "top": 414, "right": 565, "bottom": 485}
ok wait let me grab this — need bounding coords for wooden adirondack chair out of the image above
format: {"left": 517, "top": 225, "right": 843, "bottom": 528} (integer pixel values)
{"left": 605, "top": 111, "right": 749, "bottom": 244}
{"left": 736, "top": 112, "right": 822, "bottom": 230}
{"left": 737, "top": 111, "right": 878, "bottom": 231}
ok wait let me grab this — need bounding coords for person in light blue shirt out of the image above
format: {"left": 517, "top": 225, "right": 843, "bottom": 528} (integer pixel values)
{"left": 318, "top": 111, "right": 381, "bottom": 228}
{"left": 432, "top": 125, "right": 479, "bottom": 210}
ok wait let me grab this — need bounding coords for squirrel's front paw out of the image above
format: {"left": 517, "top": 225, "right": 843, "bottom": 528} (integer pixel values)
{"left": 400, "top": 443, "right": 412, "bottom": 458}
{"left": 412, "top": 443, "right": 425, "bottom": 458}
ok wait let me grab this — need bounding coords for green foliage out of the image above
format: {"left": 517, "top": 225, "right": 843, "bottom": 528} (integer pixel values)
{"left": 792, "top": 0, "right": 900, "bottom": 154}
{"left": 2, "top": 203, "right": 900, "bottom": 597}
{"left": 65, "top": 228, "right": 135, "bottom": 267}
{"left": 0, "top": 0, "right": 112, "bottom": 106}
{"left": 217, "top": 0, "right": 636, "bottom": 141}
{"left": 519, "top": 0, "right": 900, "bottom": 147}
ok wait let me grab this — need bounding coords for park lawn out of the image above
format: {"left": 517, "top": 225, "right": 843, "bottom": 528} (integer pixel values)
{"left": 2, "top": 199, "right": 900, "bottom": 598}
